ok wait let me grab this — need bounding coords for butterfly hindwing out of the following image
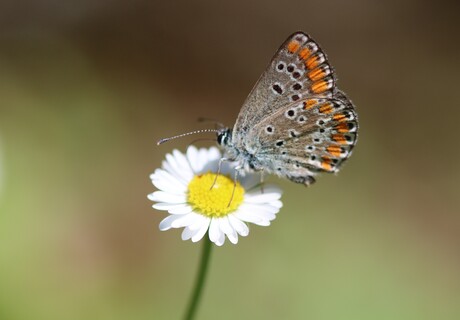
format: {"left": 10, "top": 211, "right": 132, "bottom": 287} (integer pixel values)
{"left": 245, "top": 91, "right": 358, "bottom": 183}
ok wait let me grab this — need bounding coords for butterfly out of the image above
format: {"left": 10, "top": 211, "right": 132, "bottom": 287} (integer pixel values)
{"left": 215, "top": 31, "right": 358, "bottom": 186}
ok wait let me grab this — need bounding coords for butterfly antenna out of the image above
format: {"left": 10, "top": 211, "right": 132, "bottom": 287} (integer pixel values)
{"left": 157, "top": 129, "right": 219, "bottom": 145}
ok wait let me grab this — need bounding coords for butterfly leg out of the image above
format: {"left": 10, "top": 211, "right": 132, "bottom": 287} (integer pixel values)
{"left": 210, "top": 158, "right": 228, "bottom": 190}
{"left": 260, "top": 169, "right": 265, "bottom": 194}
{"left": 227, "top": 165, "right": 243, "bottom": 207}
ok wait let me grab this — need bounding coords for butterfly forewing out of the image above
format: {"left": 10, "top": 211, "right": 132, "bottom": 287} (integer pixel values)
{"left": 232, "top": 32, "right": 336, "bottom": 149}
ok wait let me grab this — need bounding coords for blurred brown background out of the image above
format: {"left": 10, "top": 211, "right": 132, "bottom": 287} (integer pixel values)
{"left": 0, "top": 0, "right": 459, "bottom": 319}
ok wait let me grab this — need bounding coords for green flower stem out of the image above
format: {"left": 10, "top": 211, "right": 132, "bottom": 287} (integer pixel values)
{"left": 183, "top": 237, "right": 213, "bottom": 320}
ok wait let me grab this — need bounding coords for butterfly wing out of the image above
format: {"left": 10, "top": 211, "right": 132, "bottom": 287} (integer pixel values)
{"left": 232, "top": 32, "right": 336, "bottom": 149}
{"left": 249, "top": 91, "right": 358, "bottom": 185}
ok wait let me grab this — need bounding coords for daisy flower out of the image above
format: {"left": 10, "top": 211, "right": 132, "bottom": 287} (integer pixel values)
{"left": 148, "top": 146, "right": 283, "bottom": 246}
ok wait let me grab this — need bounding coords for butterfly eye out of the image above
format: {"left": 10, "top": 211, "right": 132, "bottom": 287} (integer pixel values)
{"left": 217, "top": 130, "right": 230, "bottom": 145}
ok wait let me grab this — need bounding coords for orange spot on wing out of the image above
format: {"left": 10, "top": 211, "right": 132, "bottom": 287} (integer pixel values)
{"left": 332, "top": 134, "right": 347, "bottom": 144}
{"left": 299, "top": 48, "right": 311, "bottom": 60}
{"left": 326, "top": 145, "right": 342, "bottom": 157}
{"left": 333, "top": 113, "right": 347, "bottom": 122}
{"left": 319, "top": 103, "right": 333, "bottom": 114}
{"left": 303, "top": 99, "right": 318, "bottom": 109}
{"left": 335, "top": 123, "right": 349, "bottom": 133}
{"left": 306, "top": 55, "right": 319, "bottom": 69}
{"left": 311, "top": 80, "right": 330, "bottom": 94}
{"left": 308, "top": 68, "right": 326, "bottom": 81}
{"left": 321, "top": 156, "right": 333, "bottom": 171}
{"left": 287, "top": 41, "right": 300, "bottom": 53}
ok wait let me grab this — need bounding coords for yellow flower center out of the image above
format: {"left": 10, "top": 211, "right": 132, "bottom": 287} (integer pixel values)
{"left": 187, "top": 172, "right": 244, "bottom": 217}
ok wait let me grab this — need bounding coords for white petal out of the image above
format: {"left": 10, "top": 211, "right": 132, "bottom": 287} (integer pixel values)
{"left": 164, "top": 151, "right": 193, "bottom": 182}
{"left": 209, "top": 218, "right": 225, "bottom": 246}
{"left": 228, "top": 215, "right": 249, "bottom": 236}
{"left": 172, "top": 150, "right": 194, "bottom": 180}
{"left": 159, "top": 215, "right": 184, "bottom": 231}
{"left": 151, "top": 170, "right": 187, "bottom": 194}
{"left": 186, "top": 146, "right": 201, "bottom": 172}
{"left": 153, "top": 202, "right": 188, "bottom": 211}
{"left": 246, "top": 184, "right": 282, "bottom": 196}
{"left": 152, "top": 168, "right": 187, "bottom": 186}
{"left": 187, "top": 214, "right": 209, "bottom": 230}
{"left": 152, "top": 179, "right": 184, "bottom": 195}
{"left": 268, "top": 200, "right": 283, "bottom": 209}
{"left": 233, "top": 211, "right": 271, "bottom": 226}
{"left": 183, "top": 214, "right": 212, "bottom": 241}
{"left": 244, "top": 192, "right": 282, "bottom": 204}
{"left": 208, "top": 218, "right": 222, "bottom": 244}
{"left": 215, "top": 228, "right": 225, "bottom": 246}
{"left": 207, "top": 147, "right": 221, "bottom": 162}
{"left": 218, "top": 217, "right": 234, "bottom": 236}
{"left": 197, "top": 148, "right": 209, "bottom": 171}
{"left": 219, "top": 216, "right": 238, "bottom": 244}
{"left": 168, "top": 204, "right": 194, "bottom": 215}
{"left": 162, "top": 160, "right": 189, "bottom": 184}
{"left": 148, "top": 191, "right": 186, "bottom": 204}
{"left": 171, "top": 213, "right": 199, "bottom": 228}
{"left": 181, "top": 227, "right": 194, "bottom": 240}
{"left": 238, "top": 205, "right": 277, "bottom": 221}
{"left": 191, "top": 218, "right": 210, "bottom": 242}
{"left": 152, "top": 203, "right": 192, "bottom": 215}
{"left": 239, "top": 203, "right": 279, "bottom": 215}
{"left": 165, "top": 153, "right": 183, "bottom": 177}
{"left": 199, "top": 151, "right": 222, "bottom": 173}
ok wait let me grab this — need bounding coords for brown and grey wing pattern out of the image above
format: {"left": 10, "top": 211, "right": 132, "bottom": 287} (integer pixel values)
{"left": 232, "top": 32, "right": 337, "bottom": 148}
{"left": 250, "top": 92, "right": 358, "bottom": 185}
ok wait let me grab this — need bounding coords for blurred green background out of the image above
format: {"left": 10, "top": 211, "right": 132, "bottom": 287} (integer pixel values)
{"left": 0, "top": 0, "right": 459, "bottom": 319}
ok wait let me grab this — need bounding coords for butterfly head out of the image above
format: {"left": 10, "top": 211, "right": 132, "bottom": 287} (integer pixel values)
{"left": 216, "top": 128, "right": 232, "bottom": 147}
